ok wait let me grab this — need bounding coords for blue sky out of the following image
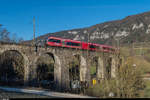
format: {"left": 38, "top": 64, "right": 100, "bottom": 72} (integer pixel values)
{"left": 0, "top": 0, "right": 150, "bottom": 40}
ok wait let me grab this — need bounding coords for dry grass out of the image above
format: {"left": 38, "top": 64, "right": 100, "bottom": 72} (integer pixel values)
{"left": 127, "top": 56, "right": 150, "bottom": 74}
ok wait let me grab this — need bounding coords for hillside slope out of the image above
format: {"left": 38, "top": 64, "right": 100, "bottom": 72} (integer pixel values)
{"left": 24, "top": 11, "right": 150, "bottom": 46}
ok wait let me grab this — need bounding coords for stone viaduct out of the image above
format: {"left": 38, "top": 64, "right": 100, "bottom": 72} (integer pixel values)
{"left": 0, "top": 42, "right": 120, "bottom": 91}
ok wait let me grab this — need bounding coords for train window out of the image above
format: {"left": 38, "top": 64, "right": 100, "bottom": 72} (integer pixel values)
{"left": 48, "top": 39, "right": 61, "bottom": 43}
{"left": 103, "top": 47, "right": 107, "bottom": 50}
{"left": 89, "top": 45, "right": 96, "bottom": 49}
{"left": 66, "top": 42, "right": 80, "bottom": 46}
{"left": 89, "top": 45, "right": 99, "bottom": 49}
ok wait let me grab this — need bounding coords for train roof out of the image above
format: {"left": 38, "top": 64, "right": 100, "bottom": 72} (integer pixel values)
{"left": 48, "top": 36, "right": 64, "bottom": 40}
{"left": 48, "top": 36, "right": 82, "bottom": 43}
{"left": 64, "top": 39, "right": 82, "bottom": 43}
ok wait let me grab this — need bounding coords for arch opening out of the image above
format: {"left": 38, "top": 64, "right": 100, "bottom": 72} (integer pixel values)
{"left": 36, "top": 53, "right": 55, "bottom": 89}
{"left": 106, "top": 57, "right": 112, "bottom": 79}
{"left": 0, "top": 50, "right": 25, "bottom": 86}
{"left": 69, "top": 55, "right": 80, "bottom": 82}
{"left": 90, "top": 57, "right": 98, "bottom": 80}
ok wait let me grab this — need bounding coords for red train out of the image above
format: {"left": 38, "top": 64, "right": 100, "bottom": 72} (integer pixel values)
{"left": 46, "top": 37, "right": 116, "bottom": 53}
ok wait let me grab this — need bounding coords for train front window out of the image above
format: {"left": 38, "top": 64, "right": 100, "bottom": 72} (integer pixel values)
{"left": 48, "top": 39, "right": 61, "bottom": 43}
{"left": 66, "top": 42, "right": 80, "bottom": 46}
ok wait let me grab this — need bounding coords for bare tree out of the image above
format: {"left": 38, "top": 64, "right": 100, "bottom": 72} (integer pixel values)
{"left": 0, "top": 25, "right": 10, "bottom": 42}
{"left": 10, "top": 33, "right": 18, "bottom": 43}
{"left": 18, "top": 37, "right": 24, "bottom": 43}
{"left": 0, "top": 24, "right": 24, "bottom": 43}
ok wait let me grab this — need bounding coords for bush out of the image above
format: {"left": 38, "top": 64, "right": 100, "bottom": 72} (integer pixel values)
{"left": 85, "top": 79, "right": 117, "bottom": 97}
{"left": 85, "top": 57, "right": 145, "bottom": 98}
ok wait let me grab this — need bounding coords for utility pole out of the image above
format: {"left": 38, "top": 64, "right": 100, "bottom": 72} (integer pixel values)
{"left": 87, "top": 32, "right": 90, "bottom": 86}
{"left": 86, "top": 32, "right": 90, "bottom": 63}
{"left": 33, "top": 16, "right": 36, "bottom": 46}
{"left": 87, "top": 32, "right": 90, "bottom": 54}
{"left": 33, "top": 16, "right": 37, "bottom": 52}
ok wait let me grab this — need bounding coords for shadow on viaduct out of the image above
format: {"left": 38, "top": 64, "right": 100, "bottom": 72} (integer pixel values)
{"left": 0, "top": 42, "right": 121, "bottom": 91}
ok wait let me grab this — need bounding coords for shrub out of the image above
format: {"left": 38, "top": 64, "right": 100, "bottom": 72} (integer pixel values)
{"left": 85, "top": 57, "right": 145, "bottom": 98}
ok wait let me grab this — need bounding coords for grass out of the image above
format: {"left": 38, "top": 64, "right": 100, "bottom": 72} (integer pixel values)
{"left": 120, "top": 46, "right": 150, "bottom": 73}
{"left": 143, "top": 80, "right": 150, "bottom": 97}
{"left": 120, "top": 47, "right": 150, "bottom": 56}
{"left": 90, "top": 65, "right": 96, "bottom": 76}
{"left": 130, "top": 56, "right": 150, "bottom": 74}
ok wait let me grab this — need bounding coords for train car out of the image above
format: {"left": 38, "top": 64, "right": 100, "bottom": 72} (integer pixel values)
{"left": 107, "top": 46, "right": 116, "bottom": 53}
{"left": 81, "top": 42, "right": 88, "bottom": 50}
{"left": 88, "top": 43, "right": 101, "bottom": 51}
{"left": 64, "top": 39, "right": 82, "bottom": 49}
{"left": 46, "top": 37, "right": 63, "bottom": 47}
{"left": 101, "top": 45, "right": 116, "bottom": 53}
{"left": 46, "top": 36, "right": 116, "bottom": 53}
{"left": 101, "top": 45, "right": 110, "bottom": 53}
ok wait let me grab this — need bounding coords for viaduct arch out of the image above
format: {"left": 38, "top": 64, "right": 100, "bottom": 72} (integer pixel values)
{"left": 0, "top": 43, "right": 119, "bottom": 91}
